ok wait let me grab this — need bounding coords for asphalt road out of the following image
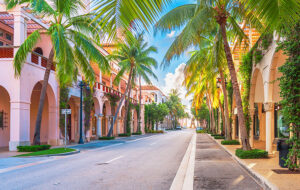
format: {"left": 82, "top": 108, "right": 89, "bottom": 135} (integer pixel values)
{"left": 0, "top": 130, "right": 193, "bottom": 190}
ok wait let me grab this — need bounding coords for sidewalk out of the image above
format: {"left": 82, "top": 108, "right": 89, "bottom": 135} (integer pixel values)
{"left": 194, "top": 134, "right": 261, "bottom": 190}
{"left": 213, "top": 138, "right": 300, "bottom": 190}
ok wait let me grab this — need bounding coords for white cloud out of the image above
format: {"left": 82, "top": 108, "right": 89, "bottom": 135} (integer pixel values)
{"left": 159, "top": 63, "right": 193, "bottom": 115}
{"left": 167, "top": 30, "right": 175, "bottom": 38}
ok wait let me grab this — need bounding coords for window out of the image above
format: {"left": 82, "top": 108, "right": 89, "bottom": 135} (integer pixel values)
{"left": 253, "top": 103, "right": 260, "bottom": 139}
{"left": 0, "top": 41, "right": 3, "bottom": 46}
{"left": 5, "top": 33, "right": 12, "bottom": 41}
{"left": 235, "top": 116, "right": 239, "bottom": 137}
{"left": 0, "top": 30, "right": 3, "bottom": 37}
{"left": 274, "top": 104, "right": 289, "bottom": 138}
{"left": 0, "top": 111, "right": 3, "bottom": 128}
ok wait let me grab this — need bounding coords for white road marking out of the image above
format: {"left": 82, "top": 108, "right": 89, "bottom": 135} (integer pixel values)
{"left": 105, "top": 155, "right": 124, "bottom": 163}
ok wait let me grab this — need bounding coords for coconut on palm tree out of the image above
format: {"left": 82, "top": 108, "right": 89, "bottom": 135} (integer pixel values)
{"left": 6, "top": 0, "right": 109, "bottom": 145}
{"left": 107, "top": 32, "right": 158, "bottom": 136}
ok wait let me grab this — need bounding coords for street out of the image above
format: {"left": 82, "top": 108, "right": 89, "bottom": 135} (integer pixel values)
{"left": 0, "top": 130, "right": 193, "bottom": 190}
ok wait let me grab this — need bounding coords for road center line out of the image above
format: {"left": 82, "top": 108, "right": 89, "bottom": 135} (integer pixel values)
{"left": 105, "top": 155, "right": 124, "bottom": 163}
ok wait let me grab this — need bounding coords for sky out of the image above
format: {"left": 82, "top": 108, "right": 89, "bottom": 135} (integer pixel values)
{"left": 143, "top": 0, "right": 196, "bottom": 114}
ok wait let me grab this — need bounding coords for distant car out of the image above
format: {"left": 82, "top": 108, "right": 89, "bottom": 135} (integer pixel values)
{"left": 196, "top": 127, "right": 203, "bottom": 131}
{"left": 175, "top": 126, "right": 182, "bottom": 130}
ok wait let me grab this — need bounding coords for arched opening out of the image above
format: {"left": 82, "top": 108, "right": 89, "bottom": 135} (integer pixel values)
{"left": 249, "top": 69, "right": 265, "bottom": 149}
{"left": 30, "top": 82, "right": 56, "bottom": 145}
{"left": 33, "top": 47, "right": 43, "bottom": 55}
{"left": 268, "top": 51, "right": 289, "bottom": 140}
{"left": 119, "top": 106, "right": 125, "bottom": 134}
{"left": 133, "top": 109, "right": 138, "bottom": 132}
{"left": 102, "top": 101, "right": 111, "bottom": 136}
{"left": 90, "top": 98, "right": 100, "bottom": 139}
{"left": 0, "top": 86, "right": 10, "bottom": 148}
{"left": 67, "top": 96, "right": 79, "bottom": 143}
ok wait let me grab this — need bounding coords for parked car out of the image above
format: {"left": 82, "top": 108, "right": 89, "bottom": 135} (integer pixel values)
{"left": 196, "top": 127, "right": 203, "bottom": 131}
{"left": 175, "top": 126, "right": 182, "bottom": 130}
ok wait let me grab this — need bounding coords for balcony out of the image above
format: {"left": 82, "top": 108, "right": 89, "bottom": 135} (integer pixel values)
{"left": 0, "top": 46, "right": 55, "bottom": 71}
{"left": 95, "top": 82, "right": 137, "bottom": 104}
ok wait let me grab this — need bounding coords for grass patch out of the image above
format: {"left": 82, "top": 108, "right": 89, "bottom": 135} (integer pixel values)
{"left": 16, "top": 148, "right": 75, "bottom": 157}
{"left": 221, "top": 140, "right": 240, "bottom": 145}
{"left": 146, "top": 130, "right": 164, "bottom": 134}
{"left": 118, "top": 133, "right": 131, "bottom": 137}
{"left": 236, "top": 149, "right": 268, "bottom": 159}
{"left": 17, "top": 145, "right": 51, "bottom": 152}
{"left": 213, "top": 135, "right": 225, "bottom": 139}
{"left": 132, "top": 132, "right": 142, "bottom": 135}
{"left": 99, "top": 136, "right": 115, "bottom": 140}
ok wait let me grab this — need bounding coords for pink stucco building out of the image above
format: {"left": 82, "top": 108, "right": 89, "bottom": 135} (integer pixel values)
{"left": 0, "top": 3, "right": 143, "bottom": 151}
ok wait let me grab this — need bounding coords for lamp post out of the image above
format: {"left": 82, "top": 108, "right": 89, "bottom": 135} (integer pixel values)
{"left": 78, "top": 81, "right": 85, "bottom": 144}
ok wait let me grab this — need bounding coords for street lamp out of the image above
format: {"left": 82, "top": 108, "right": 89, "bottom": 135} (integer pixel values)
{"left": 78, "top": 81, "right": 86, "bottom": 144}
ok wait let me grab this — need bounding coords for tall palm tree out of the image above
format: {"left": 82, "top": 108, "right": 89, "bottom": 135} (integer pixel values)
{"left": 156, "top": 0, "right": 300, "bottom": 150}
{"left": 156, "top": 0, "right": 259, "bottom": 150}
{"left": 107, "top": 32, "right": 157, "bottom": 136}
{"left": 6, "top": 0, "right": 109, "bottom": 144}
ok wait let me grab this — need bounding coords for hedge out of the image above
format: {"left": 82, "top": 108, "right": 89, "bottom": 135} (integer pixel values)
{"left": 196, "top": 130, "right": 207, "bottom": 133}
{"left": 146, "top": 130, "right": 164, "bottom": 134}
{"left": 99, "top": 136, "right": 115, "bottom": 140}
{"left": 132, "top": 132, "right": 142, "bottom": 135}
{"left": 236, "top": 149, "right": 268, "bottom": 159}
{"left": 17, "top": 145, "right": 51, "bottom": 152}
{"left": 118, "top": 133, "right": 131, "bottom": 137}
{"left": 221, "top": 140, "right": 240, "bottom": 145}
{"left": 214, "top": 136, "right": 225, "bottom": 139}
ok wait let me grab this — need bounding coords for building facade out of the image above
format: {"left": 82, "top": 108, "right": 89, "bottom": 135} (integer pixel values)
{"left": 231, "top": 25, "right": 288, "bottom": 154}
{"left": 0, "top": 3, "right": 141, "bottom": 151}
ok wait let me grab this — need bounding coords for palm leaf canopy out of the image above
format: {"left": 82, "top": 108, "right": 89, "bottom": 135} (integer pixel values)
{"left": 92, "top": 0, "right": 170, "bottom": 40}
{"left": 6, "top": 0, "right": 109, "bottom": 86}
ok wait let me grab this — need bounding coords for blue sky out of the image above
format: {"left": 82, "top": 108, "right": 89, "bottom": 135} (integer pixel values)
{"left": 144, "top": 0, "right": 195, "bottom": 89}
{"left": 142, "top": 0, "right": 196, "bottom": 114}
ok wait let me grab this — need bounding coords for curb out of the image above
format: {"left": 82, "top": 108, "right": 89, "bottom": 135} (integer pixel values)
{"left": 208, "top": 134, "right": 279, "bottom": 190}
{"left": 170, "top": 133, "right": 196, "bottom": 190}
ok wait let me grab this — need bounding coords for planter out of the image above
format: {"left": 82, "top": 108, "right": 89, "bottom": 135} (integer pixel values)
{"left": 277, "top": 139, "right": 290, "bottom": 168}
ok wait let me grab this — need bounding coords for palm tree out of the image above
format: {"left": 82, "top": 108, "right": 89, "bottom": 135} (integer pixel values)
{"left": 156, "top": 0, "right": 300, "bottom": 150}
{"left": 156, "top": 0, "right": 259, "bottom": 150}
{"left": 185, "top": 35, "right": 232, "bottom": 139}
{"left": 107, "top": 32, "right": 157, "bottom": 136}
{"left": 92, "top": 0, "right": 170, "bottom": 40}
{"left": 6, "top": 0, "right": 108, "bottom": 144}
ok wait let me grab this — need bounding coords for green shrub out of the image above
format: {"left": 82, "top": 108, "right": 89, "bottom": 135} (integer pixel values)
{"left": 236, "top": 149, "right": 268, "bottom": 159}
{"left": 196, "top": 130, "right": 207, "bottom": 133}
{"left": 221, "top": 140, "right": 240, "bottom": 145}
{"left": 132, "top": 131, "right": 142, "bottom": 135}
{"left": 146, "top": 130, "right": 164, "bottom": 134}
{"left": 211, "top": 134, "right": 223, "bottom": 137}
{"left": 99, "top": 136, "right": 115, "bottom": 140}
{"left": 17, "top": 145, "right": 51, "bottom": 152}
{"left": 118, "top": 133, "right": 131, "bottom": 137}
{"left": 214, "top": 136, "right": 225, "bottom": 139}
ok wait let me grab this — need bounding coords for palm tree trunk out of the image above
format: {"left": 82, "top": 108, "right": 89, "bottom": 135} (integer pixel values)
{"left": 219, "top": 69, "right": 232, "bottom": 140}
{"left": 33, "top": 49, "right": 54, "bottom": 145}
{"left": 107, "top": 65, "right": 134, "bottom": 137}
{"left": 219, "top": 22, "right": 251, "bottom": 150}
{"left": 138, "top": 75, "right": 142, "bottom": 132}
{"left": 207, "top": 94, "right": 215, "bottom": 133}
{"left": 123, "top": 82, "right": 132, "bottom": 133}
{"left": 219, "top": 99, "right": 225, "bottom": 135}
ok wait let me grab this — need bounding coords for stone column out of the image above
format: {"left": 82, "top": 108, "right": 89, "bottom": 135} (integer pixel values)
{"left": 13, "top": 11, "right": 28, "bottom": 54}
{"left": 97, "top": 116, "right": 102, "bottom": 137}
{"left": 249, "top": 108, "right": 255, "bottom": 147}
{"left": 9, "top": 101, "right": 30, "bottom": 151}
{"left": 48, "top": 105, "right": 58, "bottom": 145}
{"left": 264, "top": 102, "right": 274, "bottom": 153}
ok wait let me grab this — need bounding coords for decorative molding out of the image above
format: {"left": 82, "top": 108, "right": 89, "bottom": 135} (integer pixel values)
{"left": 263, "top": 102, "right": 274, "bottom": 112}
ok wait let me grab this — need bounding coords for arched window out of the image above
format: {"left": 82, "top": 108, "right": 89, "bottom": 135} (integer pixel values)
{"left": 33, "top": 47, "right": 43, "bottom": 55}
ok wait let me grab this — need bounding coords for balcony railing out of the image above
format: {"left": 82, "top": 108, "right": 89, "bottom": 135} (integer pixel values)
{"left": 0, "top": 46, "right": 55, "bottom": 71}
{"left": 95, "top": 82, "right": 137, "bottom": 104}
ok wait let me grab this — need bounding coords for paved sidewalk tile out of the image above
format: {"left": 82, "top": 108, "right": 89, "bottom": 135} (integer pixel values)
{"left": 194, "top": 134, "right": 262, "bottom": 190}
